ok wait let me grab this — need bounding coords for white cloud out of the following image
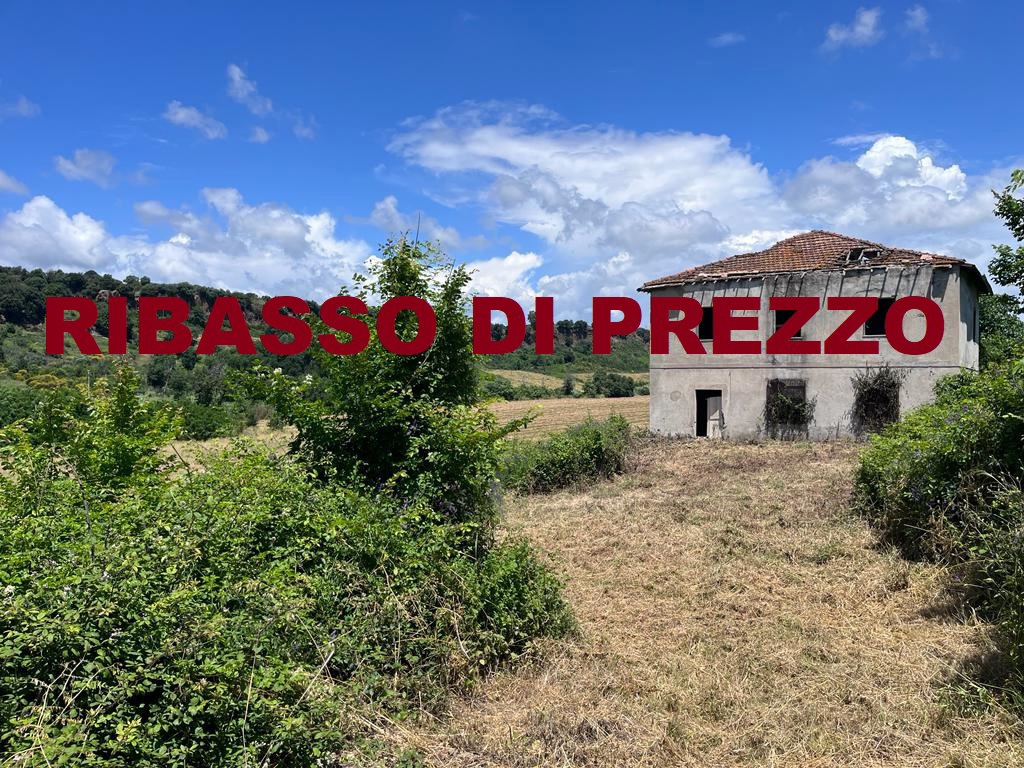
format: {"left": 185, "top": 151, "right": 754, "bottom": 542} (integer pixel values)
{"left": 833, "top": 132, "right": 893, "bottom": 147}
{"left": 466, "top": 250, "right": 544, "bottom": 304}
{"left": 292, "top": 115, "right": 317, "bottom": 140}
{"left": 0, "top": 170, "right": 28, "bottom": 195}
{"left": 822, "top": 7, "right": 884, "bottom": 51}
{"left": 0, "top": 96, "right": 40, "bottom": 120}
{"left": 389, "top": 103, "right": 1007, "bottom": 314}
{"left": 855, "top": 136, "right": 966, "bottom": 197}
{"left": 227, "top": 64, "right": 273, "bottom": 116}
{"left": 249, "top": 126, "right": 271, "bottom": 144}
{"left": 162, "top": 101, "right": 227, "bottom": 139}
{"left": 783, "top": 135, "right": 997, "bottom": 240}
{"left": 369, "top": 195, "right": 486, "bottom": 250}
{"left": 0, "top": 196, "right": 119, "bottom": 272}
{"left": 905, "top": 5, "right": 929, "bottom": 34}
{"left": 54, "top": 149, "right": 117, "bottom": 188}
{"left": 1, "top": 100, "right": 1009, "bottom": 320}
{"left": 0, "top": 191, "right": 374, "bottom": 301}
{"left": 708, "top": 32, "right": 746, "bottom": 47}
{"left": 389, "top": 102, "right": 778, "bottom": 262}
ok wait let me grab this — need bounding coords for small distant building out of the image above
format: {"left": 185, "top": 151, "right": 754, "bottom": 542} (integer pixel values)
{"left": 639, "top": 230, "right": 990, "bottom": 440}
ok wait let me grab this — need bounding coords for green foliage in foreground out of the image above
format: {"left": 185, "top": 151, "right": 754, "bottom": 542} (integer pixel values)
{"left": 500, "top": 415, "right": 633, "bottom": 494}
{"left": 0, "top": 440, "right": 570, "bottom": 766}
{"left": 854, "top": 366, "right": 1024, "bottom": 701}
{"left": 856, "top": 172, "right": 1024, "bottom": 707}
{"left": 0, "top": 239, "right": 575, "bottom": 767}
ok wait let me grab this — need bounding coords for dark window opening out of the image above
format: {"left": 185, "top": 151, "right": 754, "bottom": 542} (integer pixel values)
{"left": 765, "top": 379, "right": 814, "bottom": 440}
{"left": 846, "top": 247, "right": 881, "bottom": 264}
{"left": 773, "top": 308, "right": 803, "bottom": 339}
{"left": 864, "top": 297, "right": 895, "bottom": 337}
{"left": 698, "top": 307, "right": 714, "bottom": 341}
{"left": 695, "top": 389, "right": 723, "bottom": 438}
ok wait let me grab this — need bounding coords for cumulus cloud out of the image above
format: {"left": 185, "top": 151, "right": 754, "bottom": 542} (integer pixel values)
{"left": 369, "top": 195, "right": 487, "bottom": 250}
{"left": 783, "top": 135, "right": 1000, "bottom": 248}
{"left": 0, "top": 191, "right": 374, "bottom": 300}
{"left": 55, "top": 149, "right": 117, "bottom": 188}
{"left": 708, "top": 32, "right": 745, "bottom": 47}
{"left": 465, "top": 251, "right": 544, "bottom": 304}
{"left": 0, "top": 170, "right": 28, "bottom": 195}
{"left": 162, "top": 101, "right": 227, "bottom": 139}
{"left": 1, "top": 100, "right": 1009, "bottom": 320}
{"left": 249, "top": 126, "right": 271, "bottom": 143}
{"left": 0, "top": 96, "right": 40, "bottom": 120}
{"left": 905, "top": 5, "right": 929, "bottom": 34}
{"left": 227, "top": 64, "right": 273, "bottom": 116}
{"left": 388, "top": 103, "right": 1007, "bottom": 313}
{"left": 822, "top": 7, "right": 883, "bottom": 51}
{"left": 389, "top": 102, "right": 776, "bottom": 263}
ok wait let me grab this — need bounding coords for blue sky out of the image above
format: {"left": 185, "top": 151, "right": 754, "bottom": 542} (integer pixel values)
{"left": 0, "top": 1, "right": 1021, "bottom": 316}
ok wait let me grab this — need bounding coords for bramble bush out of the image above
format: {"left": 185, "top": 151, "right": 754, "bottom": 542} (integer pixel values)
{"left": 500, "top": 415, "right": 633, "bottom": 494}
{"left": 0, "top": 240, "right": 575, "bottom": 766}
{"left": 854, "top": 367, "right": 1024, "bottom": 559}
{"left": 854, "top": 169, "right": 1024, "bottom": 710}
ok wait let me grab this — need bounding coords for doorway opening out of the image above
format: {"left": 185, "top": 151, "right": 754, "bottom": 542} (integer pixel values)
{"left": 695, "top": 389, "right": 723, "bottom": 438}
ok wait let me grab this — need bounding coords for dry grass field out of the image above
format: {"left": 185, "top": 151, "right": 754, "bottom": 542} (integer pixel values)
{"left": 490, "top": 395, "right": 650, "bottom": 439}
{"left": 389, "top": 440, "right": 1023, "bottom": 767}
{"left": 489, "top": 370, "right": 567, "bottom": 389}
{"left": 489, "top": 370, "right": 650, "bottom": 389}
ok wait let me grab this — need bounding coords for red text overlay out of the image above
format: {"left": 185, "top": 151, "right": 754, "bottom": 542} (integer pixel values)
{"left": 45, "top": 295, "right": 944, "bottom": 357}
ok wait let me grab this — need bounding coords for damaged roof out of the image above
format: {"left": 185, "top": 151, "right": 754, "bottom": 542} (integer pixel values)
{"left": 639, "top": 230, "right": 990, "bottom": 292}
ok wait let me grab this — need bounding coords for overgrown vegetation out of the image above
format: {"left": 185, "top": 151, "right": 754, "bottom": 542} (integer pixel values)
{"left": 582, "top": 370, "right": 636, "bottom": 398}
{"left": 764, "top": 379, "right": 816, "bottom": 440}
{"left": 500, "top": 415, "right": 633, "bottom": 494}
{"left": 0, "top": 240, "right": 576, "bottom": 766}
{"left": 855, "top": 169, "right": 1024, "bottom": 712}
{"left": 850, "top": 366, "right": 906, "bottom": 436}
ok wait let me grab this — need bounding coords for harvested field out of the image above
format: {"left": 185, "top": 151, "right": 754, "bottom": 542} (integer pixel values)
{"left": 489, "top": 370, "right": 650, "bottom": 388}
{"left": 490, "top": 396, "right": 649, "bottom": 439}
{"left": 391, "top": 440, "right": 1022, "bottom": 767}
{"left": 489, "top": 370, "right": 566, "bottom": 389}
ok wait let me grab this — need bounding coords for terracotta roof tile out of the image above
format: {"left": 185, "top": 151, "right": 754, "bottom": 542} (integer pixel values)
{"left": 639, "top": 230, "right": 988, "bottom": 291}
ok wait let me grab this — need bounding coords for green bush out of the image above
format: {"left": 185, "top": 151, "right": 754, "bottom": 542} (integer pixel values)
{"left": 0, "top": 382, "right": 41, "bottom": 427}
{"left": 854, "top": 364, "right": 1024, "bottom": 705}
{"left": 582, "top": 371, "right": 635, "bottom": 398}
{"left": 178, "top": 401, "right": 244, "bottom": 440}
{"left": 481, "top": 377, "right": 555, "bottom": 401}
{"left": 0, "top": 442, "right": 572, "bottom": 766}
{"left": 854, "top": 367, "right": 1024, "bottom": 559}
{"left": 0, "top": 358, "right": 574, "bottom": 766}
{"left": 501, "top": 416, "right": 632, "bottom": 494}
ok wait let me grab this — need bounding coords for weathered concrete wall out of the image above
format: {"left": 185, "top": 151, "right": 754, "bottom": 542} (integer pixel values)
{"left": 647, "top": 264, "right": 976, "bottom": 439}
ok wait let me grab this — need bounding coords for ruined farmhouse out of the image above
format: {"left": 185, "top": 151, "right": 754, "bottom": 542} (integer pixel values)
{"left": 640, "top": 230, "right": 990, "bottom": 440}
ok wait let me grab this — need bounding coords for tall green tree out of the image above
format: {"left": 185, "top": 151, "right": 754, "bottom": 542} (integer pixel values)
{"left": 245, "top": 239, "right": 511, "bottom": 525}
{"left": 990, "top": 169, "right": 1024, "bottom": 302}
{"left": 979, "top": 293, "right": 1024, "bottom": 368}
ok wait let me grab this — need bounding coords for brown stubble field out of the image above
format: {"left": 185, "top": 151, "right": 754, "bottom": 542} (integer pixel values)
{"left": 388, "top": 439, "right": 1023, "bottom": 767}
{"left": 488, "top": 395, "right": 650, "bottom": 439}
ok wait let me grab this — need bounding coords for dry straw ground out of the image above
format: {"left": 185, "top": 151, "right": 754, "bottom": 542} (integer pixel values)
{"left": 390, "top": 439, "right": 1023, "bottom": 767}
{"left": 488, "top": 395, "right": 650, "bottom": 439}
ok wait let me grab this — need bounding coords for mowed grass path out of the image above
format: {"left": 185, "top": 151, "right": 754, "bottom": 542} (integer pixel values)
{"left": 394, "top": 440, "right": 1022, "bottom": 767}
{"left": 490, "top": 395, "right": 649, "bottom": 439}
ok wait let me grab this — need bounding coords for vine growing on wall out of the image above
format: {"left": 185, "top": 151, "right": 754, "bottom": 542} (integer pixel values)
{"left": 850, "top": 366, "right": 906, "bottom": 436}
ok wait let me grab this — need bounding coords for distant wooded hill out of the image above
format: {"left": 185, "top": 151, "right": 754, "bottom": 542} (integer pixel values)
{"left": 0, "top": 264, "right": 649, "bottom": 375}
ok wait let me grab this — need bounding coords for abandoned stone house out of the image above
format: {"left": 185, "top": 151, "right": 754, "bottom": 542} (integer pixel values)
{"left": 639, "top": 230, "right": 991, "bottom": 440}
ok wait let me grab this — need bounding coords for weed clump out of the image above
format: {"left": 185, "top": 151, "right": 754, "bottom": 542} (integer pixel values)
{"left": 500, "top": 415, "right": 633, "bottom": 494}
